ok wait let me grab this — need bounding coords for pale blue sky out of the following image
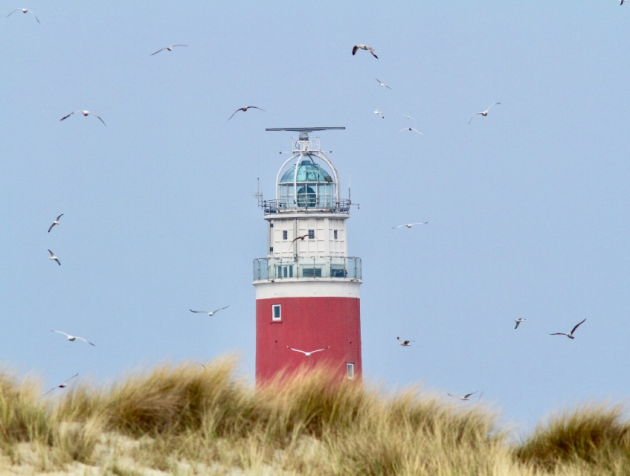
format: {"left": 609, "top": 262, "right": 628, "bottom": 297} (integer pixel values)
{"left": 2, "top": 1, "right": 629, "bottom": 432}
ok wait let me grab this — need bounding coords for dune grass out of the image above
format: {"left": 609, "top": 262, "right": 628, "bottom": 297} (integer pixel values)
{"left": 0, "top": 359, "right": 628, "bottom": 475}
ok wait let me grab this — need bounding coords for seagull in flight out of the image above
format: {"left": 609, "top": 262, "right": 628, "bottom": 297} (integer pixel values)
{"left": 228, "top": 106, "right": 265, "bottom": 120}
{"left": 397, "top": 337, "right": 414, "bottom": 346}
{"left": 51, "top": 330, "right": 95, "bottom": 346}
{"left": 514, "top": 318, "right": 526, "bottom": 329}
{"left": 7, "top": 8, "right": 40, "bottom": 23}
{"left": 550, "top": 319, "right": 586, "bottom": 340}
{"left": 60, "top": 110, "right": 106, "bottom": 126}
{"left": 48, "top": 214, "right": 64, "bottom": 233}
{"left": 44, "top": 373, "right": 78, "bottom": 396}
{"left": 392, "top": 222, "right": 428, "bottom": 229}
{"left": 286, "top": 346, "right": 330, "bottom": 357}
{"left": 375, "top": 78, "right": 391, "bottom": 89}
{"left": 448, "top": 391, "right": 478, "bottom": 401}
{"left": 290, "top": 234, "right": 309, "bottom": 250}
{"left": 468, "top": 103, "right": 501, "bottom": 124}
{"left": 151, "top": 44, "right": 187, "bottom": 55}
{"left": 190, "top": 305, "right": 229, "bottom": 317}
{"left": 398, "top": 127, "right": 424, "bottom": 135}
{"left": 373, "top": 108, "right": 384, "bottom": 119}
{"left": 352, "top": 44, "right": 378, "bottom": 59}
{"left": 48, "top": 249, "right": 60, "bottom": 266}
{"left": 401, "top": 114, "right": 417, "bottom": 121}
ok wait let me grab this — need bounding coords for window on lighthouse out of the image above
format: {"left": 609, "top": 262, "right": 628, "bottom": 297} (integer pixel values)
{"left": 282, "top": 230, "right": 288, "bottom": 240}
{"left": 347, "top": 363, "right": 355, "bottom": 380}
{"left": 272, "top": 304, "right": 281, "bottom": 321}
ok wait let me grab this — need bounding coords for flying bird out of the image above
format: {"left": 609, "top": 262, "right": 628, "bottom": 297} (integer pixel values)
{"left": 468, "top": 103, "right": 501, "bottom": 124}
{"left": 60, "top": 110, "right": 106, "bottom": 126}
{"left": 401, "top": 114, "right": 417, "bottom": 121}
{"left": 375, "top": 78, "right": 391, "bottom": 89}
{"left": 228, "top": 106, "right": 265, "bottom": 120}
{"left": 448, "top": 391, "right": 478, "bottom": 401}
{"left": 398, "top": 127, "right": 424, "bottom": 135}
{"left": 48, "top": 214, "right": 64, "bottom": 233}
{"left": 352, "top": 44, "right": 378, "bottom": 59}
{"left": 392, "top": 222, "right": 428, "bottom": 229}
{"left": 48, "top": 249, "right": 60, "bottom": 266}
{"left": 514, "top": 318, "right": 526, "bottom": 329}
{"left": 190, "top": 305, "right": 229, "bottom": 317}
{"left": 151, "top": 44, "right": 187, "bottom": 55}
{"left": 286, "top": 346, "right": 330, "bottom": 357}
{"left": 290, "top": 234, "right": 309, "bottom": 250}
{"left": 44, "top": 373, "right": 78, "bottom": 396}
{"left": 51, "top": 330, "right": 95, "bottom": 346}
{"left": 373, "top": 108, "right": 384, "bottom": 119}
{"left": 7, "top": 8, "right": 39, "bottom": 23}
{"left": 550, "top": 319, "right": 586, "bottom": 340}
{"left": 397, "top": 337, "right": 414, "bottom": 346}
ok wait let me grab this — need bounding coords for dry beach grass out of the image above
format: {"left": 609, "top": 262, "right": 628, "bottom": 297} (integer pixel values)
{"left": 1, "top": 359, "right": 629, "bottom": 475}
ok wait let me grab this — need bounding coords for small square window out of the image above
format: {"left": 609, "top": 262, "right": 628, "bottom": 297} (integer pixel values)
{"left": 283, "top": 230, "right": 288, "bottom": 240}
{"left": 347, "top": 363, "right": 355, "bottom": 379}
{"left": 308, "top": 229, "right": 315, "bottom": 239}
{"left": 334, "top": 230, "right": 338, "bottom": 240}
{"left": 272, "top": 304, "right": 281, "bottom": 321}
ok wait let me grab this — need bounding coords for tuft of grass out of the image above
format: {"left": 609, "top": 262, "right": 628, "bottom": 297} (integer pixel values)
{"left": 0, "top": 371, "right": 52, "bottom": 451}
{"left": 515, "top": 403, "right": 630, "bottom": 472}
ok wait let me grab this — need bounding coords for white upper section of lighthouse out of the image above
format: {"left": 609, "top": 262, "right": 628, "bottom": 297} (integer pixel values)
{"left": 254, "top": 129, "right": 361, "bottom": 283}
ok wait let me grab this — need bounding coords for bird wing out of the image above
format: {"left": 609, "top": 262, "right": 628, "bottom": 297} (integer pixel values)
{"left": 151, "top": 48, "right": 166, "bottom": 55}
{"left": 63, "top": 373, "right": 79, "bottom": 384}
{"left": 487, "top": 102, "right": 501, "bottom": 111}
{"left": 89, "top": 113, "right": 106, "bottom": 126}
{"left": 48, "top": 223, "right": 56, "bottom": 233}
{"left": 514, "top": 322, "right": 520, "bottom": 329}
{"left": 172, "top": 44, "right": 188, "bottom": 48}
{"left": 287, "top": 346, "right": 308, "bottom": 355}
{"left": 310, "top": 348, "right": 327, "bottom": 354}
{"left": 60, "top": 111, "right": 77, "bottom": 121}
{"left": 247, "top": 106, "right": 265, "bottom": 111}
{"left": 189, "top": 309, "right": 208, "bottom": 314}
{"left": 571, "top": 319, "right": 586, "bottom": 334}
{"left": 7, "top": 9, "right": 20, "bottom": 17}
{"left": 43, "top": 386, "right": 57, "bottom": 395}
{"left": 367, "top": 47, "right": 378, "bottom": 59}
{"left": 31, "top": 11, "right": 40, "bottom": 23}
{"left": 76, "top": 336, "right": 95, "bottom": 346}
{"left": 352, "top": 45, "right": 359, "bottom": 55}
{"left": 51, "top": 330, "right": 70, "bottom": 337}
{"left": 410, "top": 129, "right": 424, "bottom": 135}
{"left": 468, "top": 115, "right": 475, "bottom": 125}
{"left": 211, "top": 306, "right": 229, "bottom": 314}
{"left": 56, "top": 214, "right": 64, "bottom": 220}
{"left": 550, "top": 333, "right": 567, "bottom": 336}
{"left": 48, "top": 249, "right": 55, "bottom": 257}
{"left": 464, "top": 392, "right": 478, "bottom": 398}
{"left": 227, "top": 109, "right": 241, "bottom": 120}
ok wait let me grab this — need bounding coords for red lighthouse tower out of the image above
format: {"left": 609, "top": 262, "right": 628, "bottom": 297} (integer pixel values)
{"left": 254, "top": 127, "right": 362, "bottom": 383}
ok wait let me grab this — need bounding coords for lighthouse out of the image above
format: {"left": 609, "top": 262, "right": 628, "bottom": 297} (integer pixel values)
{"left": 253, "top": 127, "right": 362, "bottom": 382}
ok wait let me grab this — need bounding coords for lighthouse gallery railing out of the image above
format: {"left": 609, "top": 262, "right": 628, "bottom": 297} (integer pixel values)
{"left": 253, "top": 256, "right": 362, "bottom": 281}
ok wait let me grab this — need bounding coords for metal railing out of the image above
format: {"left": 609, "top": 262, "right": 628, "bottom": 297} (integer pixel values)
{"left": 253, "top": 256, "right": 362, "bottom": 281}
{"left": 261, "top": 198, "right": 351, "bottom": 215}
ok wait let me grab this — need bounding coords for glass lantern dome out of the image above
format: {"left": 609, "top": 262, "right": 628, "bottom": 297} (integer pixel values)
{"left": 278, "top": 156, "right": 335, "bottom": 208}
